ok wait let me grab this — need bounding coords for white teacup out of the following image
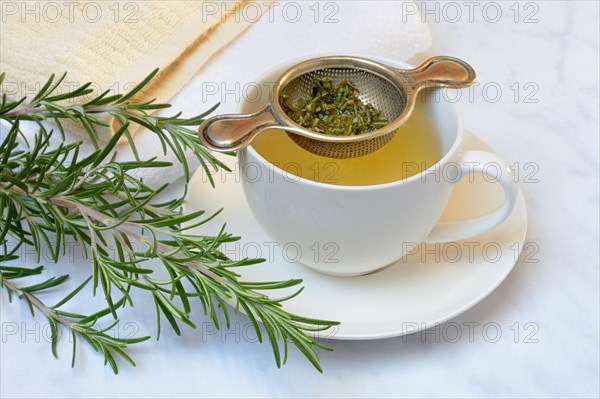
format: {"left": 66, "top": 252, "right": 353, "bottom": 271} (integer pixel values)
{"left": 238, "top": 56, "right": 518, "bottom": 276}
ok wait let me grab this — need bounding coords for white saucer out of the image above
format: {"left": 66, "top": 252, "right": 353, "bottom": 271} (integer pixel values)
{"left": 183, "top": 132, "right": 527, "bottom": 340}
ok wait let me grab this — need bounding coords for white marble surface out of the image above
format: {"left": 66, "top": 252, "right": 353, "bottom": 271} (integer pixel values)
{"left": 1, "top": 1, "right": 599, "bottom": 398}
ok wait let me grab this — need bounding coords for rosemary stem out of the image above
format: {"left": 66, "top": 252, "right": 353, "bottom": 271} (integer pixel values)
{"left": 2, "top": 104, "right": 119, "bottom": 119}
{"left": 1, "top": 274, "right": 74, "bottom": 327}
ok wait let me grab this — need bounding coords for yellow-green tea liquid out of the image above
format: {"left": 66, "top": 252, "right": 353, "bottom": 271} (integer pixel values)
{"left": 251, "top": 107, "right": 441, "bottom": 186}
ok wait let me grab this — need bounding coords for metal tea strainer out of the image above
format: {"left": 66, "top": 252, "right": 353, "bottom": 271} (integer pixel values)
{"left": 198, "top": 56, "right": 476, "bottom": 159}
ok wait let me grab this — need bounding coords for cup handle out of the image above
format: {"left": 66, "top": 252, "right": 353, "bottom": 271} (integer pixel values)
{"left": 198, "top": 105, "right": 282, "bottom": 152}
{"left": 424, "top": 150, "right": 519, "bottom": 243}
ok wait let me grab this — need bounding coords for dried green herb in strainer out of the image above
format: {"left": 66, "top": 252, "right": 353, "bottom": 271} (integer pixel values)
{"left": 280, "top": 77, "right": 389, "bottom": 136}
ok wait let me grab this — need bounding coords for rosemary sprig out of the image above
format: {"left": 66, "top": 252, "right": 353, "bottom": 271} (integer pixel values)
{"left": 0, "top": 71, "right": 339, "bottom": 373}
{"left": 0, "top": 254, "right": 148, "bottom": 374}
{"left": 0, "top": 69, "right": 229, "bottom": 184}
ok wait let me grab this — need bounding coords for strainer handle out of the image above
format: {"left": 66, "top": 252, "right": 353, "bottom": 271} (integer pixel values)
{"left": 399, "top": 56, "right": 476, "bottom": 91}
{"left": 198, "top": 105, "right": 282, "bottom": 152}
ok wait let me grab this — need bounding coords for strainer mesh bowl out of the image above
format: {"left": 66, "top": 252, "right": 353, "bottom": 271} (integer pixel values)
{"left": 278, "top": 67, "right": 407, "bottom": 158}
